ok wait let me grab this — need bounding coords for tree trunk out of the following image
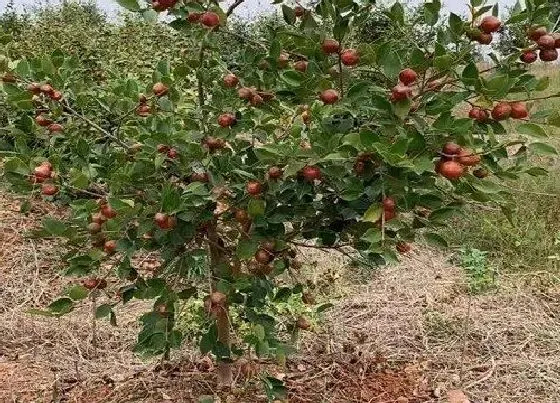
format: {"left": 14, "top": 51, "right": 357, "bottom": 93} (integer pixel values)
{"left": 207, "top": 222, "right": 232, "bottom": 387}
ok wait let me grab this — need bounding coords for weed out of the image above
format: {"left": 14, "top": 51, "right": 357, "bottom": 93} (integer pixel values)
{"left": 458, "top": 248, "right": 497, "bottom": 294}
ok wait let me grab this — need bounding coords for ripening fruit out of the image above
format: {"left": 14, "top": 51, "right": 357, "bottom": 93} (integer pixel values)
{"left": 296, "top": 315, "right": 311, "bottom": 330}
{"left": 473, "top": 167, "right": 489, "bottom": 178}
{"left": 255, "top": 248, "right": 272, "bottom": 265}
{"left": 100, "top": 204, "right": 117, "bottom": 219}
{"left": 210, "top": 291, "right": 227, "bottom": 306}
{"left": 34, "top": 164, "right": 52, "bottom": 179}
{"left": 520, "top": 50, "right": 538, "bottom": 63}
{"left": 152, "top": 82, "right": 168, "bottom": 97}
{"left": 91, "top": 212, "right": 107, "bottom": 224}
{"left": 166, "top": 148, "right": 178, "bottom": 159}
{"left": 235, "top": 209, "right": 249, "bottom": 223}
{"left": 321, "top": 39, "right": 340, "bottom": 54}
{"left": 537, "top": 34, "right": 555, "bottom": 50}
{"left": 301, "top": 292, "right": 315, "bottom": 305}
{"left": 528, "top": 25, "right": 548, "bottom": 41}
{"left": 104, "top": 240, "right": 117, "bottom": 254}
{"left": 510, "top": 102, "right": 528, "bottom": 119}
{"left": 302, "top": 165, "right": 321, "bottom": 182}
{"left": 491, "top": 102, "right": 512, "bottom": 120}
{"left": 201, "top": 11, "right": 220, "bottom": 27}
{"left": 190, "top": 172, "right": 209, "bottom": 183}
{"left": 353, "top": 160, "right": 366, "bottom": 175}
{"left": 468, "top": 107, "right": 488, "bottom": 122}
{"left": 154, "top": 212, "right": 176, "bottom": 230}
{"left": 457, "top": 149, "right": 481, "bottom": 166}
{"left": 136, "top": 104, "right": 150, "bottom": 117}
{"left": 320, "top": 89, "right": 339, "bottom": 105}
{"left": 277, "top": 52, "right": 290, "bottom": 69}
{"left": 238, "top": 87, "right": 254, "bottom": 100}
{"left": 293, "top": 60, "right": 308, "bottom": 72}
{"left": 294, "top": 5, "right": 305, "bottom": 17}
{"left": 268, "top": 166, "right": 283, "bottom": 180}
{"left": 40, "top": 83, "right": 54, "bottom": 95}
{"left": 479, "top": 15, "right": 501, "bottom": 34}
{"left": 552, "top": 32, "right": 560, "bottom": 48}
{"left": 390, "top": 85, "right": 412, "bottom": 102}
{"left": 477, "top": 33, "right": 493, "bottom": 45}
{"left": 47, "top": 123, "right": 64, "bottom": 134}
{"left": 27, "top": 82, "right": 41, "bottom": 94}
{"left": 382, "top": 197, "right": 396, "bottom": 211}
{"left": 439, "top": 161, "right": 464, "bottom": 180}
{"left": 341, "top": 49, "right": 359, "bottom": 66}
{"left": 82, "top": 278, "right": 107, "bottom": 290}
{"left": 87, "top": 222, "right": 102, "bottom": 234}
{"left": 223, "top": 73, "right": 239, "bottom": 88}
{"left": 187, "top": 12, "right": 202, "bottom": 23}
{"left": 35, "top": 115, "right": 53, "bottom": 127}
{"left": 396, "top": 242, "right": 412, "bottom": 254}
{"left": 218, "top": 113, "right": 236, "bottom": 128}
{"left": 50, "top": 91, "right": 63, "bottom": 101}
{"left": 250, "top": 93, "right": 264, "bottom": 106}
{"left": 246, "top": 181, "right": 263, "bottom": 196}
{"left": 204, "top": 136, "right": 226, "bottom": 151}
{"left": 41, "top": 183, "right": 59, "bottom": 196}
{"left": 156, "top": 144, "right": 168, "bottom": 153}
{"left": 399, "top": 68, "right": 417, "bottom": 85}
{"left": 540, "top": 49, "right": 558, "bottom": 62}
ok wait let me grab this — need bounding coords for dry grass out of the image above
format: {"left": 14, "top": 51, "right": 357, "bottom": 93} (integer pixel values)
{"left": 1, "top": 190, "right": 560, "bottom": 402}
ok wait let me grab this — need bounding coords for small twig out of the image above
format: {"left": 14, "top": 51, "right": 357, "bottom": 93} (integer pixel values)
{"left": 226, "top": 0, "right": 245, "bottom": 16}
{"left": 91, "top": 290, "right": 98, "bottom": 357}
{"left": 459, "top": 293, "right": 473, "bottom": 383}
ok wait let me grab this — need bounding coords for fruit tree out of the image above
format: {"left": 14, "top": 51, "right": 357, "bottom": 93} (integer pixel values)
{"left": 1, "top": 0, "right": 559, "bottom": 389}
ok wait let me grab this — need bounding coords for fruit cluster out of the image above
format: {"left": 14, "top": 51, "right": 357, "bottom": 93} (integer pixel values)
{"left": 390, "top": 68, "right": 417, "bottom": 102}
{"left": 469, "top": 101, "right": 528, "bottom": 122}
{"left": 26, "top": 82, "right": 65, "bottom": 134}
{"left": 31, "top": 161, "right": 59, "bottom": 196}
{"left": 521, "top": 26, "right": 560, "bottom": 63}
{"left": 467, "top": 15, "right": 501, "bottom": 45}
{"left": 435, "top": 142, "right": 483, "bottom": 180}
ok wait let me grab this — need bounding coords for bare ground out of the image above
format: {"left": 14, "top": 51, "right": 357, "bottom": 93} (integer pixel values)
{"left": 1, "top": 191, "right": 559, "bottom": 402}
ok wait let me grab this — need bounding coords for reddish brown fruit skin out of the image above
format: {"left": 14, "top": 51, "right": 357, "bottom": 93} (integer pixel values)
{"left": 27, "top": 83, "right": 41, "bottom": 94}
{"left": 100, "top": 204, "right": 117, "bottom": 219}
{"left": 540, "top": 49, "right": 558, "bottom": 62}
{"left": 491, "top": 102, "right": 512, "bottom": 120}
{"left": 399, "top": 68, "right": 417, "bottom": 85}
{"left": 82, "top": 278, "right": 107, "bottom": 290}
{"left": 390, "top": 85, "right": 412, "bottom": 102}
{"left": 479, "top": 16, "right": 501, "bottom": 34}
{"left": 353, "top": 160, "right": 366, "bottom": 175}
{"left": 136, "top": 105, "right": 150, "bottom": 117}
{"left": 510, "top": 102, "right": 528, "bottom": 119}
{"left": 320, "top": 89, "right": 339, "bottom": 105}
{"left": 520, "top": 50, "right": 538, "bottom": 63}
{"left": 255, "top": 248, "right": 272, "bottom": 265}
{"left": 469, "top": 107, "right": 488, "bottom": 122}
{"left": 302, "top": 165, "right": 321, "bottom": 182}
{"left": 190, "top": 172, "right": 209, "bottom": 183}
{"left": 246, "top": 181, "right": 263, "bottom": 196}
{"left": 340, "top": 49, "right": 359, "bottom": 66}
{"left": 91, "top": 212, "right": 107, "bottom": 224}
{"left": 152, "top": 82, "right": 168, "bottom": 97}
{"left": 442, "top": 142, "right": 462, "bottom": 156}
{"left": 155, "top": 212, "right": 169, "bottom": 229}
{"left": 457, "top": 149, "right": 481, "bottom": 167}
{"left": 528, "top": 26, "right": 548, "bottom": 41}
{"left": 223, "top": 73, "right": 239, "bottom": 88}
{"left": 40, "top": 84, "right": 54, "bottom": 95}
{"left": 34, "top": 164, "right": 52, "bottom": 179}
{"left": 210, "top": 292, "right": 227, "bottom": 305}
{"left": 439, "top": 161, "right": 464, "bottom": 180}
{"left": 277, "top": 53, "right": 290, "bottom": 69}
{"left": 50, "top": 91, "right": 63, "bottom": 101}
{"left": 293, "top": 60, "right": 308, "bottom": 72}
{"left": 477, "top": 33, "right": 493, "bottom": 45}
{"left": 35, "top": 115, "right": 53, "bottom": 127}
{"left": 104, "top": 240, "right": 117, "bottom": 254}
{"left": 250, "top": 94, "right": 264, "bottom": 106}
{"left": 296, "top": 315, "right": 311, "bottom": 330}
{"left": 294, "top": 5, "right": 305, "bottom": 17}
{"left": 156, "top": 144, "right": 168, "bottom": 153}
{"left": 204, "top": 136, "right": 226, "bottom": 151}
{"left": 396, "top": 242, "right": 412, "bottom": 254}
{"left": 268, "top": 166, "right": 283, "bottom": 180}
{"left": 218, "top": 113, "right": 236, "bottom": 128}
{"left": 238, "top": 87, "right": 254, "bottom": 100}
{"left": 473, "top": 168, "right": 489, "bottom": 178}
{"left": 87, "top": 222, "right": 102, "bottom": 233}
{"left": 47, "top": 123, "right": 64, "bottom": 134}
{"left": 187, "top": 12, "right": 202, "bottom": 23}
{"left": 553, "top": 33, "right": 560, "bottom": 48}
{"left": 321, "top": 39, "right": 340, "bottom": 54}
{"left": 201, "top": 12, "right": 220, "bottom": 27}
{"left": 166, "top": 148, "right": 178, "bottom": 159}
{"left": 41, "top": 183, "right": 59, "bottom": 196}
{"left": 382, "top": 197, "right": 396, "bottom": 211}
{"left": 537, "top": 34, "right": 555, "bottom": 50}
{"left": 235, "top": 209, "right": 249, "bottom": 223}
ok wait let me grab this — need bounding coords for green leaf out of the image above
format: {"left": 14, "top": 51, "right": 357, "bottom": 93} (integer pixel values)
{"left": 362, "top": 203, "right": 382, "bottom": 223}
{"left": 517, "top": 123, "right": 547, "bottom": 138}
{"left": 529, "top": 142, "right": 558, "bottom": 156}
{"left": 143, "top": 9, "right": 158, "bottom": 23}
{"left": 361, "top": 228, "right": 382, "bottom": 244}
{"left": 236, "top": 239, "right": 259, "bottom": 259}
{"left": 424, "top": 232, "right": 448, "bottom": 248}
{"left": 281, "top": 5, "right": 296, "bottom": 25}
{"left": 116, "top": 0, "right": 140, "bottom": 12}
{"left": 281, "top": 70, "right": 304, "bottom": 87}
{"left": 65, "top": 285, "right": 89, "bottom": 301}
{"left": 254, "top": 324, "right": 266, "bottom": 341}
{"left": 95, "top": 304, "right": 112, "bottom": 319}
{"left": 48, "top": 297, "right": 74, "bottom": 315}
{"left": 316, "top": 302, "right": 333, "bottom": 313}
{"left": 69, "top": 169, "right": 89, "bottom": 189}
{"left": 42, "top": 218, "right": 67, "bottom": 236}
{"left": 248, "top": 199, "right": 265, "bottom": 217}
{"left": 41, "top": 56, "right": 56, "bottom": 76}
{"left": 462, "top": 61, "right": 479, "bottom": 85}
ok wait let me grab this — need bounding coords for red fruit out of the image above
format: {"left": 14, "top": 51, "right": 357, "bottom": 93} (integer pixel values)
{"left": 468, "top": 107, "right": 488, "bottom": 122}
{"left": 201, "top": 12, "right": 220, "bottom": 28}
{"left": 553, "top": 32, "right": 560, "bottom": 48}
{"left": 35, "top": 115, "right": 53, "bottom": 127}
{"left": 47, "top": 123, "right": 63, "bottom": 134}
{"left": 396, "top": 242, "right": 412, "bottom": 254}
{"left": 528, "top": 26, "right": 548, "bottom": 41}
{"left": 156, "top": 144, "right": 168, "bottom": 153}
{"left": 87, "top": 222, "right": 101, "bottom": 233}
{"left": 520, "top": 50, "right": 538, "bottom": 63}
{"left": 399, "top": 68, "right": 418, "bottom": 86}
{"left": 238, "top": 87, "right": 254, "bottom": 100}
{"left": 537, "top": 34, "right": 555, "bottom": 50}
{"left": 246, "top": 181, "right": 263, "bottom": 196}
{"left": 268, "top": 166, "right": 283, "bottom": 180}
{"left": 155, "top": 213, "right": 175, "bottom": 229}
{"left": 540, "top": 48, "right": 558, "bottom": 62}
{"left": 457, "top": 149, "right": 481, "bottom": 166}
{"left": 27, "top": 82, "right": 41, "bottom": 94}
{"left": 384, "top": 209, "right": 397, "bottom": 221}
{"left": 439, "top": 161, "right": 464, "bottom": 180}
{"left": 277, "top": 52, "right": 290, "bottom": 69}
{"left": 293, "top": 60, "right": 308, "bottom": 72}
{"left": 190, "top": 172, "right": 209, "bottom": 183}
{"left": 152, "top": 82, "right": 168, "bottom": 97}
{"left": 340, "top": 49, "right": 359, "bottom": 66}
{"left": 104, "top": 240, "right": 117, "bottom": 254}
{"left": 235, "top": 209, "right": 249, "bottom": 223}
{"left": 510, "top": 102, "right": 528, "bottom": 119}
{"left": 477, "top": 33, "right": 493, "bottom": 45}
{"left": 166, "top": 148, "right": 178, "bottom": 159}
{"left": 91, "top": 212, "right": 107, "bottom": 224}
{"left": 473, "top": 168, "right": 489, "bottom": 178}
{"left": 100, "top": 204, "right": 117, "bottom": 219}
{"left": 250, "top": 94, "right": 264, "bottom": 106}
{"left": 255, "top": 248, "right": 272, "bottom": 265}
{"left": 491, "top": 102, "right": 512, "bottom": 120}
{"left": 218, "top": 113, "right": 236, "bottom": 128}
{"left": 321, "top": 39, "right": 340, "bottom": 54}
{"left": 40, "top": 84, "right": 54, "bottom": 95}
{"left": 82, "top": 278, "right": 107, "bottom": 290}
{"left": 302, "top": 165, "right": 321, "bottom": 182}
{"left": 294, "top": 5, "right": 305, "bottom": 17}
{"left": 204, "top": 136, "right": 226, "bottom": 151}
{"left": 296, "top": 315, "right": 311, "bottom": 330}
{"left": 223, "top": 73, "right": 239, "bottom": 88}
{"left": 139, "top": 93, "right": 148, "bottom": 104}
{"left": 187, "top": 12, "right": 202, "bottom": 23}
{"left": 320, "top": 89, "right": 339, "bottom": 105}
{"left": 50, "top": 91, "right": 63, "bottom": 101}
{"left": 34, "top": 164, "right": 52, "bottom": 179}
{"left": 158, "top": 0, "right": 176, "bottom": 8}
{"left": 136, "top": 104, "right": 150, "bottom": 117}
{"left": 479, "top": 15, "right": 501, "bottom": 34}
{"left": 353, "top": 160, "right": 366, "bottom": 175}
{"left": 382, "top": 197, "right": 396, "bottom": 211}
{"left": 41, "top": 183, "right": 59, "bottom": 196}
{"left": 390, "top": 85, "right": 412, "bottom": 102}
{"left": 152, "top": 1, "right": 165, "bottom": 12}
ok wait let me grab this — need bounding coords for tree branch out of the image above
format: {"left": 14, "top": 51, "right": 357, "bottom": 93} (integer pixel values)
{"left": 226, "top": 0, "right": 245, "bottom": 16}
